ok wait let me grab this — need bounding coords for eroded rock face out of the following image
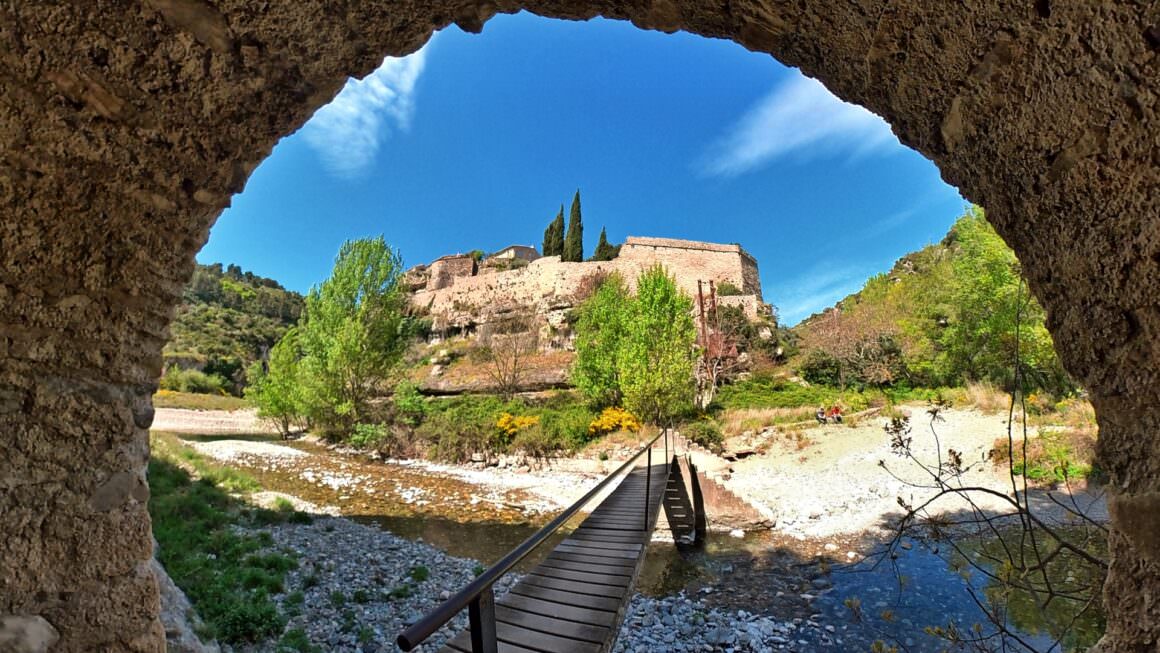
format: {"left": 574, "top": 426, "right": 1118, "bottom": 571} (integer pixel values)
{"left": 1, "top": 1, "right": 1157, "bottom": 650}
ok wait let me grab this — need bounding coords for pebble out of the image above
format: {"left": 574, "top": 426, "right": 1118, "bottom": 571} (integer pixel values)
{"left": 612, "top": 592, "right": 825, "bottom": 653}
{"left": 221, "top": 516, "right": 518, "bottom": 653}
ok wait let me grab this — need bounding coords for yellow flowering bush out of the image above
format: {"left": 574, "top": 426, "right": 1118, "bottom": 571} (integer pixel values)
{"left": 588, "top": 407, "right": 641, "bottom": 436}
{"left": 497, "top": 412, "right": 540, "bottom": 438}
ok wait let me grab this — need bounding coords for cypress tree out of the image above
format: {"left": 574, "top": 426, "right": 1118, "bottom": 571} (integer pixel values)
{"left": 591, "top": 227, "right": 620, "bottom": 261}
{"left": 542, "top": 218, "right": 555, "bottom": 257}
{"left": 542, "top": 207, "right": 565, "bottom": 257}
{"left": 563, "top": 190, "right": 584, "bottom": 262}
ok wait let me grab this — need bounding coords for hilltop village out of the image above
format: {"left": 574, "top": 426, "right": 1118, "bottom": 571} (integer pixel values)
{"left": 404, "top": 236, "right": 771, "bottom": 349}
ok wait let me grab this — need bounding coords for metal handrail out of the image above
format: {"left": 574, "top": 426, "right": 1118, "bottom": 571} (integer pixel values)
{"left": 396, "top": 429, "right": 668, "bottom": 652}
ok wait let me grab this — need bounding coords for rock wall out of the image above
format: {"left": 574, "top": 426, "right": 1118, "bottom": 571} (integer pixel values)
{"left": 1, "top": 2, "right": 1158, "bottom": 651}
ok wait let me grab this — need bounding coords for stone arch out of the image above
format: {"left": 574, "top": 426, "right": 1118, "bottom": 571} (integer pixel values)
{"left": 1, "top": 2, "right": 1156, "bottom": 651}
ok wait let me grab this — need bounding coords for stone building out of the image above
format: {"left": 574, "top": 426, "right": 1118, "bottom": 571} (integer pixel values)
{"left": 424, "top": 254, "right": 476, "bottom": 291}
{"left": 409, "top": 236, "right": 770, "bottom": 344}
{"left": 490, "top": 245, "right": 540, "bottom": 262}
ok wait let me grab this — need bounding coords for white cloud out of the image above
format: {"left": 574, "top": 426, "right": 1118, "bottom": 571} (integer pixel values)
{"left": 302, "top": 43, "right": 433, "bottom": 179}
{"left": 773, "top": 262, "right": 876, "bottom": 326}
{"left": 700, "top": 74, "right": 900, "bottom": 177}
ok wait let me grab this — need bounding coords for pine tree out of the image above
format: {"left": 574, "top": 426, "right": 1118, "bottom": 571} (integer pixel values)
{"left": 542, "top": 207, "right": 565, "bottom": 257}
{"left": 563, "top": 190, "right": 584, "bottom": 262}
{"left": 591, "top": 227, "right": 620, "bottom": 261}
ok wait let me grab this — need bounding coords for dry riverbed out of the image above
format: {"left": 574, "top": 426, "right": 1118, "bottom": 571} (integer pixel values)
{"left": 153, "top": 406, "right": 1106, "bottom": 652}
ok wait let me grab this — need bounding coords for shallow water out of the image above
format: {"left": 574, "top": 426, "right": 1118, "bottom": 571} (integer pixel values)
{"left": 637, "top": 530, "right": 1105, "bottom": 652}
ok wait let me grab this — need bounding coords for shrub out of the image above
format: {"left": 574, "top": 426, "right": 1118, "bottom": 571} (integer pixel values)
{"left": 588, "top": 407, "right": 641, "bottom": 436}
{"left": 537, "top": 405, "right": 595, "bottom": 450}
{"left": 392, "top": 381, "right": 427, "bottom": 427}
{"left": 716, "top": 281, "right": 742, "bottom": 296}
{"left": 510, "top": 425, "right": 558, "bottom": 459}
{"left": 349, "top": 423, "right": 391, "bottom": 450}
{"left": 798, "top": 350, "right": 842, "bottom": 387}
{"left": 682, "top": 419, "right": 724, "bottom": 452}
{"left": 991, "top": 426, "right": 1098, "bottom": 482}
{"left": 160, "top": 365, "right": 229, "bottom": 395}
{"left": 418, "top": 413, "right": 487, "bottom": 462}
{"left": 716, "top": 374, "right": 872, "bottom": 412}
{"left": 496, "top": 413, "right": 540, "bottom": 440}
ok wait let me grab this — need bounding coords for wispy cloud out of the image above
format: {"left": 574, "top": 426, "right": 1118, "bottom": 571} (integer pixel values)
{"left": 699, "top": 74, "right": 900, "bottom": 177}
{"left": 773, "top": 261, "right": 878, "bottom": 326}
{"left": 302, "top": 42, "right": 433, "bottom": 179}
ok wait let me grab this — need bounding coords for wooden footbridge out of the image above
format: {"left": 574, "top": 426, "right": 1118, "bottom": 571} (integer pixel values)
{"left": 397, "top": 430, "right": 703, "bottom": 653}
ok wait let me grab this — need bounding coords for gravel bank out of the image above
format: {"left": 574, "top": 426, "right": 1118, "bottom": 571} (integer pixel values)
{"left": 721, "top": 407, "right": 1089, "bottom": 539}
{"left": 230, "top": 515, "right": 517, "bottom": 653}
{"left": 613, "top": 592, "right": 848, "bottom": 653}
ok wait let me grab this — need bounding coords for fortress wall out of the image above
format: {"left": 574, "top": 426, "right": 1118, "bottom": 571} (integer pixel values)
{"left": 425, "top": 257, "right": 475, "bottom": 291}
{"left": 410, "top": 240, "right": 766, "bottom": 330}
{"left": 617, "top": 238, "right": 756, "bottom": 299}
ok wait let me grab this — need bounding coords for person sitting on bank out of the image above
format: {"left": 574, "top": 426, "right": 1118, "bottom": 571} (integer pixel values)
{"left": 827, "top": 405, "right": 843, "bottom": 423}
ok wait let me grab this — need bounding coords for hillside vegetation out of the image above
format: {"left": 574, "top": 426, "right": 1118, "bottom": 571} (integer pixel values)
{"left": 163, "top": 263, "right": 304, "bottom": 395}
{"left": 790, "top": 206, "right": 1072, "bottom": 396}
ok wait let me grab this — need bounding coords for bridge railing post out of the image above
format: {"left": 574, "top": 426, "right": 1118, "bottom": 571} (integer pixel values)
{"left": 468, "top": 586, "right": 498, "bottom": 653}
{"left": 644, "top": 444, "right": 652, "bottom": 531}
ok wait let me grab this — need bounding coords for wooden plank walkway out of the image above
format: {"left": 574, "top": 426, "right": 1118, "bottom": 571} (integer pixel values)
{"left": 441, "top": 461, "right": 671, "bottom": 653}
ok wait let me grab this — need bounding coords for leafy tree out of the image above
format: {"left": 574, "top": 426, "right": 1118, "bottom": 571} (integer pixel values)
{"left": 563, "top": 190, "right": 584, "bottom": 262}
{"left": 295, "top": 236, "right": 410, "bottom": 433}
{"left": 617, "top": 266, "right": 697, "bottom": 423}
{"left": 572, "top": 267, "right": 696, "bottom": 422}
{"left": 572, "top": 273, "right": 630, "bottom": 408}
{"left": 542, "top": 207, "right": 565, "bottom": 257}
{"left": 590, "top": 227, "right": 620, "bottom": 261}
{"left": 245, "top": 329, "right": 304, "bottom": 438}
{"left": 936, "top": 206, "right": 1068, "bottom": 393}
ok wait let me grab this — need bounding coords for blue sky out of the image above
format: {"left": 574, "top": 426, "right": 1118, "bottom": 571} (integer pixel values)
{"left": 199, "top": 12, "right": 965, "bottom": 325}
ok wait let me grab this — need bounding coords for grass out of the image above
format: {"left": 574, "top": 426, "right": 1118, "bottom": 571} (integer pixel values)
{"left": 963, "top": 382, "right": 1009, "bottom": 414}
{"left": 148, "top": 447, "right": 293, "bottom": 644}
{"left": 718, "top": 406, "right": 819, "bottom": 434}
{"left": 153, "top": 389, "right": 249, "bottom": 411}
{"left": 990, "top": 396, "right": 1098, "bottom": 482}
{"left": 409, "top": 565, "right": 430, "bottom": 582}
{"left": 152, "top": 431, "right": 260, "bottom": 494}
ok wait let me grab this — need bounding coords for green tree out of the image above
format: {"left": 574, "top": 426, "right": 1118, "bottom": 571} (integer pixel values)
{"left": 563, "top": 190, "right": 584, "bottom": 262}
{"left": 937, "top": 206, "right": 1067, "bottom": 392}
{"left": 296, "top": 236, "right": 410, "bottom": 433}
{"left": 572, "top": 273, "right": 630, "bottom": 408}
{"left": 245, "top": 329, "right": 304, "bottom": 438}
{"left": 617, "top": 266, "right": 697, "bottom": 423}
{"left": 542, "top": 207, "right": 565, "bottom": 257}
{"left": 590, "top": 227, "right": 619, "bottom": 261}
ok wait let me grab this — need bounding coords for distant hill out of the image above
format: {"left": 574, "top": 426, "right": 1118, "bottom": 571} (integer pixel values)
{"left": 790, "top": 207, "right": 1072, "bottom": 394}
{"left": 163, "top": 263, "right": 304, "bottom": 391}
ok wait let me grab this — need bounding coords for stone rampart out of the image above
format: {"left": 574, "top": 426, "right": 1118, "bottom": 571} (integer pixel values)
{"left": 409, "top": 237, "right": 768, "bottom": 335}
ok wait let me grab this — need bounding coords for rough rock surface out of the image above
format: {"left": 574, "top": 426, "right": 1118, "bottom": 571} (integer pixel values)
{"left": 0, "top": 616, "right": 60, "bottom": 653}
{"left": 1, "top": 2, "right": 1158, "bottom": 651}
{"left": 151, "top": 559, "right": 220, "bottom": 653}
